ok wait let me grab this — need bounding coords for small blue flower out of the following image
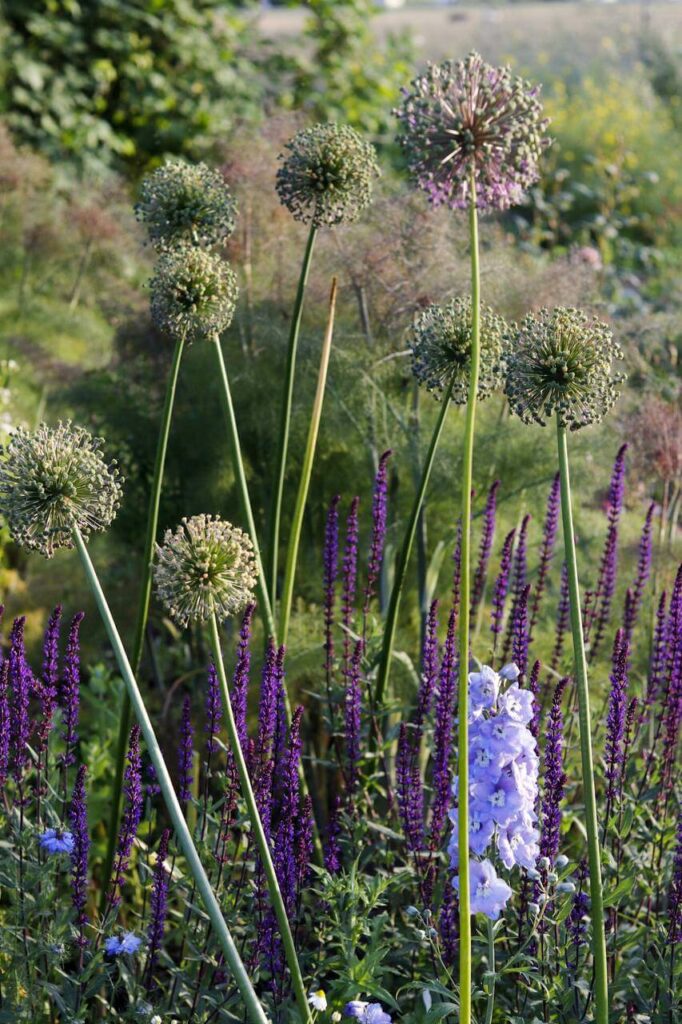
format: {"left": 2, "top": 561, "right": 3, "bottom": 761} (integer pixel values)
{"left": 468, "top": 666, "right": 500, "bottom": 716}
{"left": 104, "top": 931, "right": 142, "bottom": 957}
{"left": 344, "top": 1003, "right": 368, "bottom": 1019}
{"left": 498, "top": 683, "right": 535, "bottom": 725}
{"left": 344, "top": 1002, "right": 392, "bottom": 1024}
{"left": 454, "top": 858, "right": 512, "bottom": 920}
{"left": 39, "top": 828, "right": 75, "bottom": 855}
{"left": 472, "top": 772, "right": 525, "bottom": 828}
{"left": 497, "top": 815, "right": 540, "bottom": 870}
{"left": 499, "top": 662, "right": 520, "bottom": 682}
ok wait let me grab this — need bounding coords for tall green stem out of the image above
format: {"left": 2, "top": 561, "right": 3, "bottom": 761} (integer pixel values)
{"left": 373, "top": 374, "right": 456, "bottom": 707}
{"left": 556, "top": 422, "right": 609, "bottom": 1024}
{"left": 212, "top": 333, "right": 275, "bottom": 637}
{"left": 279, "top": 279, "right": 337, "bottom": 646}
{"left": 458, "top": 172, "right": 481, "bottom": 1024}
{"left": 73, "top": 528, "right": 269, "bottom": 1024}
{"left": 484, "top": 920, "right": 496, "bottom": 1024}
{"left": 268, "top": 223, "right": 317, "bottom": 615}
{"left": 207, "top": 614, "right": 313, "bottom": 1024}
{"left": 101, "top": 332, "right": 185, "bottom": 910}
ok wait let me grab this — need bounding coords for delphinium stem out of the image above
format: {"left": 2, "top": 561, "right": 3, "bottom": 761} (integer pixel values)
{"left": 484, "top": 920, "right": 496, "bottom": 1024}
{"left": 211, "top": 332, "right": 275, "bottom": 636}
{"left": 268, "top": 223, "right": 317, "bottom": 615}
{"left": 101, "top": 332, "right": 186, "bottom": 911}
{"left": 207, "top": 613, "right": 313, "bottom": 1024}
{"left": 458, "top": 168, "right": 481, "bottom": 1024}
{"left": 556, "top": 422, "right": 609, "bottom": 1024}
{"left": 72, "top": 527, "right": 270, "bottom": 1024}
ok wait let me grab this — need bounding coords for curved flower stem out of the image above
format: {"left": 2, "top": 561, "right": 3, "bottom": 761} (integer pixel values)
{"left": 458, "top": 170, "right": 481, "bottom": 1024}
{"left": 268, "top": 223, "right": 318, "bottom": 616}
{"left": 556, "top": 422, "right": 609, "bottom": 1024}
{"left": 207, "top": 613, "right": 313, "bottom": 1024}
{"left": 373, "top": 374, "right": 456, "bottom": 708}
{"left": 72, "top": 528, "right": 270, "bottom": 1024}
{"left": 212, "top": 333, "right": 275, "bottom": 637}
{"left": 279, "top": 279, "right": 337, "bottom": 647}
{"left": 101, "top": 331, "right": 186, "bottom": 912}
{"left": 484, "top": 920, "right": 496, "bottom": 1024}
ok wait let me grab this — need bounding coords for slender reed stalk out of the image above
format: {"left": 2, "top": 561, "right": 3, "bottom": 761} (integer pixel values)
{"left": 556, "top": 422, "right": 609, "bottom": 1024}
{"left": 484, "top": 920, "right": 496, "bottom": 1024}
{"left": 101, "top": 331, "right": 186, "bottom": 910}
{"left": 72, "top": 527, "right": 270, "bottom": 1024}
{"left": 211, "top": 332, "right": 275, "bottom": 636}
{"left": 279, "top": 279, "right": 337, "bottom": 646}
{"left": 268, "top": 223, "right": 317, "bottom": 614}
{"left": 207, "top": 614, "right": 313, "bottom": 1024}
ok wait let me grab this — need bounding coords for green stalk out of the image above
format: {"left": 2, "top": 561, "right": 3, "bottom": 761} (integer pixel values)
{"left": 458, "top": 170, "right": 481, "bottom": 1024}
{"left": 72, "top": 528, "right": 270, "bottom": 1024}
{"left": 373, "top": 374, "right": 456, "bottom": 707}
{"left": 101, "top": 332, "right": 185, "bottom": 911}
{"left": 279, "top": 279, "right": 337, "bottom": 647}
{"left": 211, "top": 333, "right": 275, "bottom": 637}
{"left": 484, "top": 920, "right": 496, "bottom": 1024}
{"left": 268, "top": 223, "right": 318, "bottom": 614}
{"left": 556, "top": 422, "right": 609, "bottom": 1024}
{"left": 207, "top": 614, "right": 313, "bottom": 1024}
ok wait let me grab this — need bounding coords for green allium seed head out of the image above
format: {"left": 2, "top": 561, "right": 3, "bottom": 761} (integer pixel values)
{"left": 503, "top": 307, "right": 626, "bottom": 430}
{"left": 154, "top": 514, "right": 257, "bottom": 627}
{"left": 276, "top": 123, "right": 381, "bottom": 227}
{"left": 135, "top": 161, "right": 237, "bottom": 250}
{"left": 0, "top": 422, "right": 123, "bottom": 558}
{"left": 410, "top": 296, "right": 512, "bottom": 404}
{"left": 150, "top": 246, "right": 238, "bottom": 342}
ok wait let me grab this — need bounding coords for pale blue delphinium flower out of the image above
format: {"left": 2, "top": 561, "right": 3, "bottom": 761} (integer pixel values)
{"left": 344, "top": 1002, "right": 392, "bottom": 1024}
{"left": 455, "top": 859, "right": 512, "bottom": 921}
{"left": 39, "top": 828, "right": 75, "bottom": 855}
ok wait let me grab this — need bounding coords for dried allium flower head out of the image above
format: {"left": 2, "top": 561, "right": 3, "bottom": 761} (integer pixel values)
{"left": 0, "top": 422, "right": 122, "bottom": 557}
{"left": 150, "top": 247, "right": 238, "bottom": 342}
{"left": 135, "top": 161, "right": 237, "bottom": 250}
{"left": 395, "top": 52, "right": 550, "bottom": 211}
{"left": 410, "top": 296, "right": 511, "bottom": 403}
{"left": 276, "top": 123, "right": 380, "bottom": 227}
{"left": 504, "top": 307, "right": 625, "bottom": 431}
{"left": 154, "top": 514, "right": 257, "bottom": 627}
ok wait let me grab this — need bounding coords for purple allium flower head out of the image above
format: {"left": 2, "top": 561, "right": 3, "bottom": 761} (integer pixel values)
{"left": 668, "top": 811, "right": 682, "bottom": 944}
{"left": 232, "top": 603, "right": 254, "bottom": 754}
{"left": 60, "top": 612, "right": 84, "bottom": 768}
{"left": 0, "top": 662, "right": 9, "bottom": 786}
{"left": 539, "top": 678, "right": 567, "bottom": 866}
{"left": 69, "top": 764, "right": 89, "bottom": 945}
{"left": 324, "top": 795, "right": 342, "bottom": 874}
{"left": 624, "top": 502, "right": 654, "bottom": 641}
{"left": 341, "top": 497, "right": 360, "bottom": 676}
{"left": 323, "top": 495, "right": 340, "bottom": 682}
{"left": 491, "top": 529, "right": 515, "bottom": 645}
{"left": 344, "top": 640, "right": 364, "bottom": 796}
{"left": 37, "top": 605, "right": 61, "bottom": 752}
{"left": 454, "top": 858, "right": 512, "bottom": 920}
{"left": 529, "top": 473, "right": 560, "bottom": 640}
{"left": 146, "top": 828, "right": 171, "bottom": 980}
{"left": 109, "top": 725, "right": 143, "bottom": 908}
{"left": 397, "top": 723, "right": 424, "bottom": 853}
{"left": 296, "top": 793, "right": 315, "bottom": 893}
{"left": 205, "top": 663, "right": 222, "bottom": 759}
{"left": 178, "top": 695, "right": 194, "bottom": 802}
{"left": 39, "top": 828, "right": 75, "bottom": 855}
{"left": 104, "top": 932, "right": 142, "bottom": 957}
{"left": 551, "top": 563, "right": 570, "bottom": 671}
{"left": 511, "top": 583, "right": 531, "bottom": 680}
{"left": 528, "top": 659, "right": 541, "bottom": 739}
{"left": 395, "top": 53, "right": 550, "bottom": 211}
{"left": 363, "top": 450, "right": 392, "bottom": 622}
{"left": 9, "top": 617, "right": 31, "bottom": 782}
{"left": 471, "top": 481, "right": 500, "bottom": 619}
{"left": 604, "top": 629, "right": 629, "bottom": 809}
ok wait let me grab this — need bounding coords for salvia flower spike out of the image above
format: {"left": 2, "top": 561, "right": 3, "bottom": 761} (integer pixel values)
{"left": 150, "top": 246, "right": 238, "bottom": 343}
{"left": 136, "top": 161, "right": 237, "bottom": 250}
{"left": 0, "top": 422, "right": 122, "bottom": 558}
{"left": 154, "top": 514, "right": 257, "bottom": 628}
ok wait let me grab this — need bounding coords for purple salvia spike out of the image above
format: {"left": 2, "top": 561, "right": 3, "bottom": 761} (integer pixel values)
{"left": 491, "top": 528, "right": 515, "bottom": 649}
{"left": 529, "top": 473, "right": 560, "bottom": 640}
{"left": 624, "top": 502, "right": 655, "bottom": 641}
{"left": 272, "top": 705, "right": 304, "bottom": 915}
{"left": 60, "top": 612, "right": 84, "bottom": 768}
{"left": 397, "top": 723, "right": 424, "bottom": 852}
{"left": 664, "top": 565, "right": 682, "bottom": 689}
{"left": 661, "top": 620, "right": 682, "bottom": 801}
{"left": 9, "top": 617, "right": 31, "bottom": 783}
{"left": 471, "top": 480, "right": 500, "bottom": 619}
{"left": 503, "top": 513, "right": 530, "bottom": 662}
{"left": 619, "top": 696, "right": 637, "bottom": 805}
{"left": 146, "top": 828, "right": 171, "bottom": 983}
{"left": 414, "top": 598, "right": 439, "bottom": 737}
{"left": 205, "top": 663, "right": 222, "bottom": 760}
{"left": 323, "top": 495, "right": 340, "bottom": 684}
{"left": 567, "top": 861, "right": 590, "bottom": 970}
{"left": 108, "top": 724, "right": 143, "bottom": 908}
{"left": 344, "top": 640, "right": 364, "bottom": 797}
{"left": 668, "top": 811, "right": 682, "bottom": 944}
{"left": 69, "top": 764, "right": 90, "bottom": 947}
{"left": 37, "top": 605, "right": 62, "bottom": 753}
{"left": 511, "top": 583, "right": 531, "bottom": 680}
{"left": 551, "top": 563, "right": 570, "bottom": 672}
{"left": 439, "top": 876, "right": 459, "bottom": 967}
{"left": 341, "top": 497, "right": 360, "bottom": 678}
{"left": 604, "top": 629, "right": 629, "bottom": 812}
{"left": 178, "top": 695, "right": 194, "bottom": 803}
{"left": 323, "top": 795, "right": 342, "bottom": 874}
{"left": 607, "top": 443, "right": 628, "bottom": 526}
{"left": 254, "top": 639, "right": 279, "bottom": 835}
{"left": 363, "top": 449, "right": 392, "bottom": 623}
{"left": 428, "top": 607, "right": 457, "bottom": 873}
{"left": 0, "top": 662, "right": 9, "bottom": 786}
{"left": 645, "top": 590, "right": 668, "bottom": 713}
{"left": 452, "top": 519, "right": 462, "bottom": 616}
{"left": 295, "top": 794, "right": 315, "bottom": 894}
{"left": 528, "top": 659, "right": 542, "bottom": 739}
{"left": 232, "top": 603, "right": 254, "bottom": 754}
{"left": 539, "top": 677, "right": 568, "bottom": 866}
{"left": 588, "top": 444, "right": 628, "bottom": 657}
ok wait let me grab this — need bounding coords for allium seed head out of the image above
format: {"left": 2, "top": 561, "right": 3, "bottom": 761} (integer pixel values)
{"left": 276, "top": 123, "right": 380, "bottom": 227}
{"left": 0, "top": 422, "right": 122, "bottom": 557}
{"left": 503, "top": 307, "right": 625, "bottom": 431}
{"left": 135, "top": 161, "right": 237, "bottom": 250}
{"left": 410, "top": 296, "right": 511, "bottom": 403}
{"left": 154, "top": 514, "right": 257, "bottom": 627}
{"left": 395, "top": 53, "right": 551, "bottom": 211}
{"left": 150, "top": 246, "right": 238, "bottom": 342}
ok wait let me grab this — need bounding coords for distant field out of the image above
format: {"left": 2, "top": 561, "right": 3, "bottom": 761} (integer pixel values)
{"left": 258, "top": 2, "right": 682, "bottom": 76}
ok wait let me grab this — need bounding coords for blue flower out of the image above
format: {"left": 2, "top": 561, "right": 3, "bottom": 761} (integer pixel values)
{"left": 469, "top": 666, "right": 500, "bottom": 716}
{"left": 498, "top": 683, "right": 535, "bottom": 725}
{"left": 448, "top": 806, "right": 495, "bottom": 861}
{"left": 104, "top": 931, "right": 142, "bottom": 957}
{"left": 454, "top": 858, "right": 512, "bottom": 920}
{"left": 499, "top": 662, "right": 520, "bottom": 682}
{"left": 497, "top": 815, "right": 540, "bottom": 870}
{"left": 39, "top": 828, "right": 74, "bottom": 855}
{"left": 344, "top": 1002, "right": 392, "bottom": 1024}
{"left": 472, "top": 772, "right": 526, "bottom": 828}
{"left": 344, "top": 1003, "right": 368, "bottom": 1018}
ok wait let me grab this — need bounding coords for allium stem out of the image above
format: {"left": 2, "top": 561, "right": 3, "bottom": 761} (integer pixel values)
{"left": 102, "top": 331, "right": 186, "bottom": 912}
{"left": 268, "top": 222, "right": 317, "bottom": 614}
{"left": 207, "top": 614, "right": 312, "bottom": 1024}
{"left": 72, "top": 527, "right": 269, "bottom": 1024}
{"left": 556, "top": 423, "right": 609, "bottom": 1024}
{"left": 458, "top": 167, "right": 481, "bottom": 1024}
{"left": 279, "top": 279, "right": 337, "bottom": 646}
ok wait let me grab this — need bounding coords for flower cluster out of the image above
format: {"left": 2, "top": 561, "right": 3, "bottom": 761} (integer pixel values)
{"left": 449, "top": 663, "right": 540, "bottom": 919}
{"left": 136, "top": 161, "right": 237, "bottom": 250}
{"left": 410, "top": 297, "right": 511, "bottom": 404}
{"left": 503, "top": 307, "right": 626, "bottom": 431}
{"left": 276, "top": 123, "right": 380, "bottom": 227}
{"left": 395, "top": 52, "right": 550, "bottom": 211}
{"left": 149, "top": 246, "right": 238, "bottom": 342}
{"left": 0, "top": 422, "right": 122, "bottom": 557}
{"left": 345, "top": 1001, "right": 392, "bottom": 1024}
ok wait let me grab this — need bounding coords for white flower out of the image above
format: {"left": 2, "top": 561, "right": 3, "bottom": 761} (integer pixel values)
{"left": 309, "top": 990, "right": 328, "bottom": 1012}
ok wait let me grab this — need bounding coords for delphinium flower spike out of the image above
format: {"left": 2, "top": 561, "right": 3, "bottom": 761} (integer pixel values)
{"left": 136, "top": 161, "right": 237, "bottom": 250}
